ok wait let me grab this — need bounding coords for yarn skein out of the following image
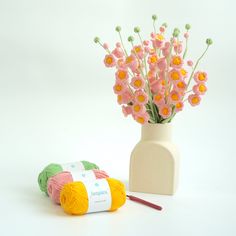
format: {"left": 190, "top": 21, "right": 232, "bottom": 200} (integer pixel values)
{"left": 47, "top": 170, "right": 109, "bottom": 204}
{"left": 60, "top": 178, "right": 126, "bottom": 215}
{"left": 38, "top": 161, "right": 99, "bottom": 194}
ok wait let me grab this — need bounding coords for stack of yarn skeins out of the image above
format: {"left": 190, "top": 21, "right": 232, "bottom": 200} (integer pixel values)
{"left": 38, "top": 160, "right": 126, "bottom": 215}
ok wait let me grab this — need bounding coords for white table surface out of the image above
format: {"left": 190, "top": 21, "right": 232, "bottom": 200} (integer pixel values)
{"left": 1, "top": 159, "right": 236, "bottom": 236}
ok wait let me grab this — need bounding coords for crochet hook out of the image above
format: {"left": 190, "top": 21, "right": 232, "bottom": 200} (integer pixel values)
{"left": 127, "top": 195, "right": 162, "bottom": 211}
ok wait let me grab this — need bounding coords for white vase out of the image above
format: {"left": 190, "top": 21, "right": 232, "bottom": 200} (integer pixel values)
{"left": 129, "top": 123, "right": 180, "bottom": 195}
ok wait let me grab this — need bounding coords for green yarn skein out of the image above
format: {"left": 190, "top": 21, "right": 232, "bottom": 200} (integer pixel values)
{"left": 38, "top": 161, "right": 99, "bottom": 194}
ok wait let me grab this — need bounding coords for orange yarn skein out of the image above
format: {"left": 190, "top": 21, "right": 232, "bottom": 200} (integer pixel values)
{"left": 60, "top": 178, "right": 126, "bottom": 215}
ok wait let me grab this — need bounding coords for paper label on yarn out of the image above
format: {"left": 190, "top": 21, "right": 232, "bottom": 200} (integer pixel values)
{"left": 61, "top": 162, "right": 85, "bottom": 172}
{"left": 83, "top": 179, "right": 112, "bottom": 213}
{"left": 70, "top": 170, "right": 96, "bottom": 182}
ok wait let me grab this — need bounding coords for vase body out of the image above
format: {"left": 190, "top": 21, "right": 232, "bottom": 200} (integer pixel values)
{"left": 129, "top": 123, "right": 180, "bottom": 195}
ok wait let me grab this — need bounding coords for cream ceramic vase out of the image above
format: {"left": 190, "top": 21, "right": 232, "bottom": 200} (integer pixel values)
{"left": 129, "top": 123, "right": 180, "bottom": 195}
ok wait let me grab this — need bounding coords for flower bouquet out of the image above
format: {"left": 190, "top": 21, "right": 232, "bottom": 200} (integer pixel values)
{"left": 94, "top": 15, "right": 212, "bottom": 125}
{"left": 94, "top": 15, "right": 212, "bottom": 194}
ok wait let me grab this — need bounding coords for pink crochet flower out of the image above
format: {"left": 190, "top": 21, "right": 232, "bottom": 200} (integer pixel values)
{"left": 174, "top": 42, "right": 183, "bottom": 54}
{"left": 175, "top": 101, "right": 184, "bottom": 112}
{"left": 122, "top": 105, "right": 132, "bottom": 117}
{"left": 180, "top": 68, "right": 188, "bottom": 79}
{"left": 188, "top": 94, "right": 201, "bottom": 106}
{"left": 113, "top": 81, "right": 127, "bottom": 95}
{"left": 104, "top": 54, "right": 116, "bottom": 67}
{"left": 132, "top": 45, "right": 144, "bottom": 59}
{"left": 147, "top": 54, "right": 158, "bottom": 66}
{"left": 168, "top": 69, "right": 182, "bottom": 83}
{"left": 131, "top": 75, "right": 145, "bottom": 89}
{"left": 150, "top": 80, "right": 161, "bottom": 94}
{"left": 157, "top": 57, "right": 167, "bottom": 71}
{"left": 152, "top": 34, "right": 164, "bottom": 48}
{"left": 125, "top": 54, "right": 138, "bottom": 71}
{"left": 116, "top": 58, "right": 127, "bottom": 70}
{"left": 112, "top": 47, "right": 124, "bottom": 58}
{"left": 194, "top": 71, "right": 208, "bottom": 83}
{"left": 170, "top": 55, "right": 183, "bottom": 69}
{"left": 175, "top": 80, "right": 187, "bottom": 91}
{"left": 153, "top": 93, "right": 165, "bottom": 105}
{"left": 115, "top": 69, "right": 129, "bottom": 81}
{"left": 132, "top": 103, "right": 146, "bottom": 115}
{"left": 169, "top": 90, "right": 181, "bottom": 104}
{"left": 134, "top": 112, "right": 150, "bottom": 125}
{"left": 193, "top": 83, "right": 207, "bottom": 95}
{"left": 117, "top": 90, "right": 133, "bottom": 105}
{"left": 103, "top": 43, "right": 109, "bottom": 50}
{"left": 187, "top": 60, "right": 193, "bottom": 66}
{"left": 134, "top": 90, "right": 149, "bottom": 105}
{"left": 143, "top": 40, "right": 150, "bottom": 46}
{"left": 159, "top": 104, "right": 172, "bottom": 119}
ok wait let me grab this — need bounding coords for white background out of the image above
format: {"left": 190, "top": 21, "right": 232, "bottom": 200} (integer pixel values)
{"left": 0, "top": 0, "right": 236, "bottom": 235}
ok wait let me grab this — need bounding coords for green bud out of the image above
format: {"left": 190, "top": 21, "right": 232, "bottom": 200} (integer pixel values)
{"left": 128, "top": 36, "right": 134, "bottom": 42}
{"left": 172, "top": 28, "right": 180, "bottom": 37}
{"left": 152, "top": 14, "right": 157, "bottom": 21}
{"left": 94, "top": 37, "right": 100, "bottom": 43}
{"left": 134, "top": 26, "right": 140, "bottom": 33}
{"left": 115, "top": 26, "right": 121, "bottom": 32}
{"left": 162, "top": 22, "right": 168, "bottom": 28}
{"left": 185, "top": 24, "right": 191, "bottom": 30}
{"left": 206, "top": 38, "right": 213, "bottom": 45}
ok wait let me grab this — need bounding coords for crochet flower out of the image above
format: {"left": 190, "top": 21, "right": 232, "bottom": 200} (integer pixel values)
{"left": 175, "top": 101, "right": 184, "bottom": 112}
{"left": 175, "top": 80, "right": 187, "bottom": 91}
{"left": 131, "top": 75, "right": 145, "bottom": 89}
{"left": 162, "top": 42, "right": 170, "bottom": 57}
{"left": 169, "top": 90, "right": 181, "bottom": 104}
{"left": 132, "top": 103, "right": 146, "bottom": 115}
{"left": 147, "top": 54, "right": 158, "bottom": 66}
{"left": 134, "top": 112, "right": 150, "bottom": 125}
{"left": 174, "top": 42, "right": 183, "bottom": 54}
{"left": 112, "top": 47, "right": 124, "bottom": 58}
{"left": 117, "top": 90, "right": 133, "bottom": 104}
{"left": 115, "top": 69, "right": 129, "bottom": 81}
{"left": 152, "top": 34, "right": 164, "bottom": 48}
{"left": 125, "top": 55, "right": 138, "bottom": 71}
{"left": 104, "top": 54, "right": 116, "bottom": 67}
{"left": 194, "top": 71, "right": 208, "bottom": 83}
{"left": 159, "top": 104, "right": 172, "bottom": 119}
{"left": 157, "top": 57, "right": 167, "bottom": 71}
{"left": 170, "top": 56, "right": 183, "bottom": 69}
{"left": 169, "top": 69, "right": 182, "bottom": 83}
{"left": 188, "top": 94, "right": 201, "bottom": 106}
{"left": 150, "top": 80, "right": 161, "bottom": 94}
{"left": 153, "top": 93, "right": 165, "bottom": 105}
{"left": 132, "top": 45, "right": 144, "bottom": 59}
{"left": 122, "top": 105, "right": 132, "bottom": 117}
{"left": 193, "top": 83, "right": 207, "bottom": 95}
{"left": 113, "top": 81, "right": 127, "bottom": 95}
{"left": 134, "top": 90, "right": 149, "bottom": 105}
{"left": 180, "top": 68, "right": 188, "bottom": 78}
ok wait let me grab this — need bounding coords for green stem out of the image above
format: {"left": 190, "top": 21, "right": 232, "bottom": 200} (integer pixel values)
{"left": 118, "top": 32, "right": 128, "bottom": 56}
{"left": 186, "top": 45, "right": 209, "bottom": 89}
{"left": 137, "top": 32, "right": 148, "bottom": 78}
{"left": 183, "top": 37, "right": 188, "bottom": 59}
{"left": 165, "top": 38, "right": 174, "bottom": 98}
{"left": 153, "top": 21, "right": 157, "bottom": 34}
{"left": 97, "top": 41, "right": 110, "bottom": 54}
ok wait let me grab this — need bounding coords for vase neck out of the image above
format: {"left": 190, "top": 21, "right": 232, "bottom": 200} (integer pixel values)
{"left": 141, "top": 123, "right": 172, "bottom": 141}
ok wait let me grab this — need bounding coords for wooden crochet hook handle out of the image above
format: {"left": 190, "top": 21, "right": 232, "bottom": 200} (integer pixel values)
{"left": 127, "top": 195, "right": 162, "bottom": 211}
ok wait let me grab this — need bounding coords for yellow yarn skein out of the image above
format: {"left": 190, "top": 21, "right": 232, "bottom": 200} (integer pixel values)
{"left": 60, "top": 178, "right": 126, "bottom": 215}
